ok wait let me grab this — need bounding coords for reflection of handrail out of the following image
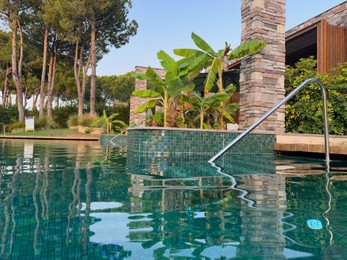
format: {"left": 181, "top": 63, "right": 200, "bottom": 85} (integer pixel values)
{"left": 0, "top": 123, "right": 5, "bottom": 135}
{"left": 109, "top": 129, "right": 127, "bottom": 146}
{"left": 323, "top": 173, "right": 334, "bottom": 247}
{"left": 209, "top": 78, "right": 330, "bottom": 171}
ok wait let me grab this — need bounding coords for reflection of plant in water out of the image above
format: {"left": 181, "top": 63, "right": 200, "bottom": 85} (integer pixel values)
{"left": 33, "top": 159, "right": 41, "bottom": 255}
{"left": 66, "top": 161, "right": 82, "bottom": 245}
{"left": 1, "top": 157, "right": 21, "bottom": 258}
{"left": 82, "top": 164, "right": 92, "bottom": 251}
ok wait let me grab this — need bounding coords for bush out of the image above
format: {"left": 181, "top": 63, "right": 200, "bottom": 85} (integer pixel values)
{"left": 8, "top": 121, "right": 25, "bottom": 133}
{"left": 53, "top": 105, "right": 78, "bottom": 128}
{"left": 112, "top": 102, "right": 130, "bottom": 125}
{"left": 35, "top": 116, "right": 57, "bottom": 130}
{"left": 67, "top": 115, "right": 79, "bottom": 127}
{"left": 285, "top": 57, "right": 347, "bottom": 135}
{"left": 78, "top": 113, "right": 98, "bottom": 127}
{"left": 0, "top": 105, "right": 19, "bottom": 125}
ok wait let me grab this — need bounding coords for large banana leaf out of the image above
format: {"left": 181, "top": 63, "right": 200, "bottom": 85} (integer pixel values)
{"left": 182, "top": 82, "right": 195, "bottom": 92}
{"left": 146, "top": 67, "right": 165, "bottom": 87}
{"left": 226, "top": 102, "right": 239, "bottom": 115}
{"left": 174, "top": 48, "right": 204, "bottom": 58}
{"left": 187, "top": 94, "right": 202, "bottom": 108}
{"left": 157, "top": 50, "right": 178, "bottom": 77}
{"left": 204, "top": 58, "right": 221, "bottom": 93}
{"left": 228, "top": 40, "right": 266, "bottom": 60}
{"left": 132, "top": 89, "right": 161, "bottom": 98}
{"left": 213, "top": 106, "right": 235, "bottom": 123}
{"left": 225, "top": 84, "right": 237, "bottom": 95}
{"left": 134, "top": 100, "right": 159, "bottom": 113}
{"left": 191, "top": 32, "right": 216, "bottom": 55}
{"left": 204, "top": 92, "right": 230, "bottom": 106}
{"left": 167, "top": 77, "right": 184, "bottom": 98}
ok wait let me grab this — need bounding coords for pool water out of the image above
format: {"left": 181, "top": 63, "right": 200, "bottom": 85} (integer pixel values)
{"left": 0, "top": 139, "right": 347, "bottom": 259}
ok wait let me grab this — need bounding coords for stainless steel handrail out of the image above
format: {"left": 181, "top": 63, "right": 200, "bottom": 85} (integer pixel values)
{"left": 0, "top": 123, "right": 5, "bottom": 135}
{"left": 209, "top": 78, "right": 330, "bottom": 170}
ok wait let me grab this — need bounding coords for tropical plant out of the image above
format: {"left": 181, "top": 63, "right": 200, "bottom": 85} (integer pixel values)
{"left": 183, "top": 85, "right": 238, "bottom": 129}
{"left": 174, "top": 32, "right": 266, "bottom": 129}
{"left": 285, "top": 57, "right": 347, "bottom": 135}
{"left": 92, "top": 110, "right": 127, "bottom": 134}
{"left": 132, "top": 50, "right": 195, "bottom": 127}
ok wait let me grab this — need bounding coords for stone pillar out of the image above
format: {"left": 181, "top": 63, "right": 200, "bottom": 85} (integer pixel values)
{"left": 239, "top": 0, "right": 286, "bottom": 133}
{"left": 129, "top": 66, "right": 166, "bottom": 126}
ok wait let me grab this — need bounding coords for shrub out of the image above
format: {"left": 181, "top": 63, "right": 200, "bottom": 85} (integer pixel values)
{"left": 8, "top": 122, "right": 25, "bottom": 133}
{"left": 0, "top": 105, "right": 19, "bottom": 125}
{"left": 112, "top": 102, "right": 130, "bottom": 125}
{"left": 84, "top": 128, "right": 92, "bottom": 134}
{"left": 67, "top": 115, "right": 79, "bottom": 127}
{"left": 78, "top": 113, "right": 98, "bottom": 127}
{"left": 285, "top": 57, "right": 347, "bottom": 135}
{"left": 35, "top": 116, "right": 57, "bottom": 130}
{"left": 53, "top": 105, "right": 78, "bottom": 128}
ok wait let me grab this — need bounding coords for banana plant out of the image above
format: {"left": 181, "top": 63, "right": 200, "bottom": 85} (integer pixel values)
{"left": 183, "top": 85, "right": 238, "bottom": 129}
{"left": 174, "top": 32, "right": 266, "bottom": 129}
{"left": 132, "top": 50, "right": 195, "bottom": 127}
{"left": 92, "top": 110, "right": 127, "bottom": 134}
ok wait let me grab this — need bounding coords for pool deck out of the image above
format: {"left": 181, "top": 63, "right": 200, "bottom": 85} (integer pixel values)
{"left": 275, "top": 134, "right": 347, "bottom": 156}
{"left": 0, "top": 134, "right": 100, "bottom": 141}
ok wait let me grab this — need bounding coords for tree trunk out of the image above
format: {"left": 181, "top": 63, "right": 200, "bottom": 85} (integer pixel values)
{"left": 89, "top": 15, "right": 96, "bottom": 115}
{"left": 46, "top": 54, "right": 53, "bottom": 113}
{"left": 73, "top": 27, "right": 85, "bottom": 117}
{"left": 47, "top": 45, "right": 57, "bottom": 119}
{"left": 82, "top": 51, "right": 91, "bottom": 114}
{"left": 39, "top": 28, "right": 49, "bottom": 118}
{"left": 33, "top": 92, "right": 38, "bottom": 110}
{"left": 11, "top": 19, "right": 25, "bottom": 122}
{"left": 2, "top": 65, "right": 10, "bottom": 106}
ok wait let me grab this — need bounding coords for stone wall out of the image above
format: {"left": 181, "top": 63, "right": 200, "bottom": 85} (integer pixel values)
{"left": 129, "top": 66, "right": 166, "bottom": 126}
{"left": 239, "top": 0, "right": 286, "bottom": 133}
{"left": 286, "top": 2, "right": 347, "bottom": 37}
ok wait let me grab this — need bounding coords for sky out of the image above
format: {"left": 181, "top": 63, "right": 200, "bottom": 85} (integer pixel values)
{"left": 97, "top": 0, "right": 346, "bottom": 76}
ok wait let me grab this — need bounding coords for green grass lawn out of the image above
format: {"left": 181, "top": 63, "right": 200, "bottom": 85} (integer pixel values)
{"left": 7, "top": 128, "right": 78, "bottom": 136}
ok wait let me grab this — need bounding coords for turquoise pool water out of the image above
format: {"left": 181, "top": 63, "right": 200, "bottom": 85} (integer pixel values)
{"left": 0, "top": 139, "right": 347, "bottom": 259}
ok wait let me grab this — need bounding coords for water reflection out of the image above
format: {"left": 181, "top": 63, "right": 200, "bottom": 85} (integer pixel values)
{"left": 0, "top": 139, "right": 346, "bottom": 259}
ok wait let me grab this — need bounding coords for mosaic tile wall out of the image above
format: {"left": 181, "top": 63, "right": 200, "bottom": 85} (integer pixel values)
{"left": 124, "top": 128, "right": 276, "bottom": 177}
{"left": 126, "top": 128, "right": 276, "bottom": 157}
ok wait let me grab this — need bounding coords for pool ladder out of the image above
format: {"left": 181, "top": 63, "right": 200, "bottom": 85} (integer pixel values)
{"left": 209, "top": 78, "right": 330, "bottom": 170}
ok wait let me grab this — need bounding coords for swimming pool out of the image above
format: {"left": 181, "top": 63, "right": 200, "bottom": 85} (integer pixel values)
{"left": 0, "top": 139, "right": 346, "bottom": 259}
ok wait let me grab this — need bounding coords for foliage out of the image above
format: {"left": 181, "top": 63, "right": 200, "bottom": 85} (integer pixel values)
{"left": 182, "top": 85, "right": 238, "bottom": 129}
{"left": 132, "top": 50, "right": 195, "bottom": 127}
{"left": 174, "top": 33, "right": 266, "bottom": 94}
{"left": 0, "top": 105, "right": 19, "bottom": 125}
{"left": 53, "top": 105, "right": 78, "bottom": 128}
{"left": 68, "top": 115, "right": 79, "bottom": 127}
{"left": 35, "top": 115, "right": 57, "bottom": 130}
{"left": 112, "top": 102, "right": 130, "bottom": 125}
{"left": 92, "top": 110, "right": 127, "bottom": 134}
{"left": 7, "top": 122, "right": 25, "bottom": 133}
{"left": 285, "top": 57, "right": 347, "bottom": 135}
{"left": 97, "top": 73, "right": 135, "bottom": 104}
{"left": 174, "top": 33, "right": 265, "bottom": 129}
{"left": 78, "top": 113, "right": 98, "bottom": 127}
{"left": 144, "top": 112, "right": 164, "bottom": 127}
